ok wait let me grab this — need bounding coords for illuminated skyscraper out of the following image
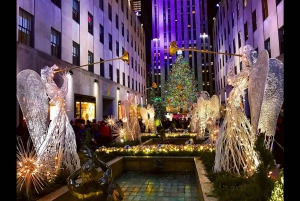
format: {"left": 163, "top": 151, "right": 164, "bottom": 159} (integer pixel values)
{"left": 150, "top": 0, "right": 215, "bottom": 97}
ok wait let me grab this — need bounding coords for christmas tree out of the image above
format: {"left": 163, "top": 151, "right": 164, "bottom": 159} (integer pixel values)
{"left": 164, "top": 54, "right": 198, "bottom": 113}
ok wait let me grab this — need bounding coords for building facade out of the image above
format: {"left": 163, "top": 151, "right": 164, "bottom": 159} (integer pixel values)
{"left": 150, "top": 0, "right": 215, "bottom": 98}
{"left": 16, "top": 0, "right": 147, "bottom": 126}
{"left": 212, "top": 0, "right": 284, "bottom": 106}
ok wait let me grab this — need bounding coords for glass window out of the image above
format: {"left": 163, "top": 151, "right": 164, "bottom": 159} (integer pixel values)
{"left": 18, "top": 8, "right": 33, "bottom": 47}
{"left": 108, "top": 3, "right": 112, "bottom": 21}
{"left": 264, "top": 38, "right": 271, "bottom": 57}
{"left": 73, "top": 0, "right": 80, "bottom": 23}
{"left": 252, "top": 10, "right": 257, "bottom": 32}
{"left": 109, "top": 64, "right": 113, "bottom": 80}
{"left": 115, "top": 14, "right": 119, "bottom": 29}
{"left": 51, "top": 28, "right": 61, "bottom": 59}
{"left": 72, "top": 41, "right": 80, "bottom": 66}
{"left": 244, "top": 22, "right": 248, "bottom": 41}
{"left": 109, "top": 33, "right": 112, "bottom": 50}
{"left": 99, "top": 24, "right": 104, "bottom": 43}
{"left": 262, "top": 0, "right": 268, "bottom": 20}
{"left": 99, "top": 0, "right": 103, "bottom": 10}
{"left": 123, "top": 72, "right": 125, "bottom": 86}
{"left": 116, "top": 41, "right": 119, "bottom": 56}
{"left": 117, "top": 69, "right": 120, "bottom": 84}
{"left": 51, "top": 0, "right": 61, "bottom": 8}
{"left": 128, "top": 75, "right": 130, "bottom": 88}
{"left": 88, "top": 51, "right": 94, "bottom": 72}
{"left": 88, "top": 12, "right": 93, "bottom": 35}
{"left": 278, "top": 25, "right": 284, "bottom": 54}
{"left": 100, "top": 58, "right": 105, "bottom": 77}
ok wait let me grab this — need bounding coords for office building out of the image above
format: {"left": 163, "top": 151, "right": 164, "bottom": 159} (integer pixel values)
{"left": 212, "top": 0, "right": 284, "bottom": 107}
{"left": 150, "top": 0, "right": 215, "bottom": 98}
{"left": 17, "top": 0, "right": 147, "bottom": 125}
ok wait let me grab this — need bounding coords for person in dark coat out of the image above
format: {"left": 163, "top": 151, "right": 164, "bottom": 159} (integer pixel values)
{"left": 97, "top": 121, "right": 112, "bottom": 147}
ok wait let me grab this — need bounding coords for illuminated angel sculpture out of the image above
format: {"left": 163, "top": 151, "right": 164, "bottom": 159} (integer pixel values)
{"left": 195, "top": 91, "right": 210, "bottom": 139}
{"left": 189, "top": 103, "right": 198, "bottom": 133}
{"left": 244, "top": 45, "right": 284, "bottom": 149}
{"left": 140, "top": 104, "right": 156, "bottom": 133}
{"left": 214, "top": 59, "right": 258, "bottom": 176}
{"left": 17, "top": 65, "right": 81, "bottom": 177}
{"left": 202, "top": 95, "right": 221, "bottom": 146}
{"left": 119, "top": 94, "right": 141, "bottom": 141}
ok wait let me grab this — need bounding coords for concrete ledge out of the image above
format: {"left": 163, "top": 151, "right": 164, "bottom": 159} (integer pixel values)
{"left": 38, "top": 156, "right": 218, "bottom": 201}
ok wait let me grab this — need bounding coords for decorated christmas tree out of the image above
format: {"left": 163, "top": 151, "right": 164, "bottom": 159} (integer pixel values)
{"left": 164, "top": 54, "right": 198, "bottom": 113}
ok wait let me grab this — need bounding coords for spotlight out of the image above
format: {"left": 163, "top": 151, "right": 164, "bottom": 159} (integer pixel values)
{"left": 94, "top": 79, "right": 99, "bottom": 83}
{"left": 68, "top": 70, "right": 73, "bottom": 75}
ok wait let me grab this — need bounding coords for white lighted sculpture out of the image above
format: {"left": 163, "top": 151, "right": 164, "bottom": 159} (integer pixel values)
{"left": 244, "top": 45, "right": 284, "bottom": 149}
{"left": 189, "top": 103, "right": 198, "bottom": 133}
{"left": 196, "top": 96, "right": 208, "bottom": 139}
{"left": 118, "top": 94, "right": 141, "bottom": 141}
{"left": 17, "top": 65, "right": 81, "bottom": 177}
{"left": 214, "top": 60, "right": 258, "bottom": 176}
{"left": 202, "top": 95, "right": 221, "bottom": 146}
{"left": 140, "top": 104, "right": 156, "bottom": 133}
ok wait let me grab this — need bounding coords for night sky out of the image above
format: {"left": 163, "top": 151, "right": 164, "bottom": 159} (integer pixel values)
{"left": 140, "top": 0, "right": 220, "bottom": 66}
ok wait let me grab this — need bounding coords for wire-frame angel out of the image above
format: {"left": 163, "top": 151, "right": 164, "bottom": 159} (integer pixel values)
{"left": 244, "top": 45, "right": 284, "bottom": 149}
{"left": 140, "top": 104, "right": 156, "bottom": 133}
{"left": 16, "top": 65, "right": 80, "bottom": 178}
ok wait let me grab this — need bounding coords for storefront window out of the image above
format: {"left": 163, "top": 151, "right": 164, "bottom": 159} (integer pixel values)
{"left": 75, "top": 101, "right": 96, "bottom": 123}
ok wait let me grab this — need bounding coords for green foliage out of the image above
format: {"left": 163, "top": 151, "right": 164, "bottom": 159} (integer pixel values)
{"left": 164, "top": 55, "right": 198, "bottom": 112}
{"left": 268, "top": 169, "right": 284, "bottom": 201}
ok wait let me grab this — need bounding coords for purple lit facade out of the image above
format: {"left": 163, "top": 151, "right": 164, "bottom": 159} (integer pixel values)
{"left": 150, "top": 0, "right": 215, "bottom": 97}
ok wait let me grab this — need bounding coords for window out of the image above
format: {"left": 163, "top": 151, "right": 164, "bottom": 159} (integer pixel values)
{"left": 123, "top": 72, "right": 125, "bottom": 86}
{"left": 238, "top": 32, "right": 241, "bottom": 48}
{"left": 122, "top": 23, "right": 124, "bottom": 36}
{"left": 88, "top": 51, "right": 94, "bottom": 72}
{"left": 99, "top": 24, "right": 104, "bottom": 43}
{"left": 128, "top": 75, "right": 130, "bottom": 87}
{"left": 121, "top": 0, "right": 124, "bottom": 12}
{"left": 262, "top": 0, "right": 268, "bottom": 20}
{"left": 130, "top": 15, "right": 132, "bottom": 26}
{"left": 108, "top": 3, "right": 112, "bottom": 21}
{"left": 126, "top": 7, "right": 128, "bottom": 19}
{"left": 264, "top": 38, "right": 271, "bottom": 57}
{"left": 109, "top": 64, "right": 113, "bottom": 80}
{"left": 131, "top": 35, "right": 133, "bottom": 47}
{"left": 51, "top": 28, "right": 61, "bottom": 59}
{"left": 233, "top": 39, "right": 236, "bottom": 53}
{"left": 136, "top": 81, "right": 137, "bottom": 91}
{"left": 72, "top": 41, "right": 80, "bottom": 66}
{"left": 135, "top": 60, "right": 137, "bottom": 71}
{"left": 116, "top": 41, "right": 119, "bottom": 56}
{"left": 276, "top": 0, "right": 282, "bottom": 5}
{"left": 88, "top": 12, "right": 93, "bottom": 35}
{"left": 244, "top": 22, "right": 248, "bottom": 41}
{"left": 51, "top": 0, "right": 61, "bottom": 8}
{"left": 131, "top": 57, "right": 133, "bottom": 69}
{"left": 100, "top": 58, "right": 105, "bottom": 77}
{"left": 127, "top": 29, "right": 129, "bottom": 42}
{"left": 109, "top": 33, "right": 112, "bottom": 50}
{"left": 239, "top": 61, "right": 243, "bottom": 71}
{"left": 252, "top": 10, "right": 257, "bottom": 32}
{"left": 117, "top": 69, "right": 120, "bottom": 83}
{"left": 115, "top": 14, "right": 119, "bottom": 29}
{"left": 132, "top": 78, "right": 134, "bottom": 89}
{"left": 278, "top": 25, "right": 284, "bottom": 54}
{"left": 243, "top": 0, "right": 247, "bottom": 7}
{"left": 18, "top": 8, "right": 33, "bottom": 47}
{"left": 73, "top": 0, "right": 80, "bottom": 23}
{"left": 99, "top": 0, "right": 103, "bottom": 10}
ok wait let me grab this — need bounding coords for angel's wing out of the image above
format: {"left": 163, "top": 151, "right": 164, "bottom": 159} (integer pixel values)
{"left": 207, "top": 95, "right": 221, "bottom": 120}
{"left": 140, "top": 107, "right": 149, "bottom": 121}
{"left": 257, "top": 58, "right": 284, "bottom": 138}
{"left": 17, "top": 69, "right": 49, "bottom": 149}
{"left": 248, "top": 50, "right": 269, "bottom": 135}
{"left": 148, "top": 106, "right": 155, "bottom": 120}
